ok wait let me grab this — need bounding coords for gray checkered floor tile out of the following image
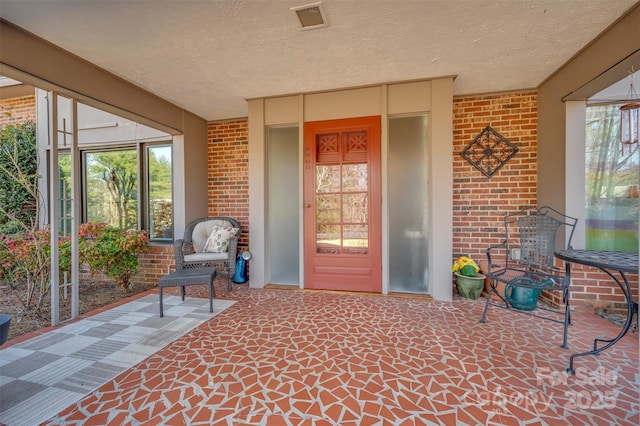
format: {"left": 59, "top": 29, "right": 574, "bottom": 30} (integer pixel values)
{"left": 0, "top": 294, "right": 235, "bottom": 426}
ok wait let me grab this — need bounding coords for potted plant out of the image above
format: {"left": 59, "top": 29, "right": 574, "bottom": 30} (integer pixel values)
{"left": 452, "top": 256, "right": 485, "bottom": 300}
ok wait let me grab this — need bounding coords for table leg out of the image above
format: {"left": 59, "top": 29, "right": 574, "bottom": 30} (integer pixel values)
{"left": 159, "top": 286, "right": 164, "bottom": 317}
{"left": 209, "top": 275, "right": 214, "bottom": 313}
{"left": 181, "top": 285, "right": 186, "bottom": 301}
{"left": 567, "top": 270, "right": 635, "bottom": 374}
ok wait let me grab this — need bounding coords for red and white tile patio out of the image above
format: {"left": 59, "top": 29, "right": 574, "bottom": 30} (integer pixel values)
{"left": 1, "top": 277, "right": 638, "bottom": 425}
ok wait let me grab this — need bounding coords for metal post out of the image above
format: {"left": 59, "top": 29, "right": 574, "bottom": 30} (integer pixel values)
{"left": 49, "top": 92, "right": 60, "bottom": 326}
{"left": 71, "top": 99, "right": 80, "bottom": 319}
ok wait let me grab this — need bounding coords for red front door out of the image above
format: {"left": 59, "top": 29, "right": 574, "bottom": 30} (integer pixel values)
{"left": 303, "top": 116, "right": 381, "bottom": 292}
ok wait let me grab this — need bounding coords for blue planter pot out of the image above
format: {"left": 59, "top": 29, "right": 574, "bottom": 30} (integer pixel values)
{"left": 0, "top": 314, "right": 11, "bottom": 346}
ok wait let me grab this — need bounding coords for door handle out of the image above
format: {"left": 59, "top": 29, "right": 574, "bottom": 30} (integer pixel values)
{"left": 304, "top": 203, "right": 311, "bottom": 208}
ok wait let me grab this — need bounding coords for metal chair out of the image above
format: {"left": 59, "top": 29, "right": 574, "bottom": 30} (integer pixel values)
{"left": 480, "top": 206, "right": 578, "bottom": 348}
{"left": 174, "top": 217, "right": 240, "bottom": 291}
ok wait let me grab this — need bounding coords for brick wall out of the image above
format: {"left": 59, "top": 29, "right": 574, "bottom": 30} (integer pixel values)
{"left": 126, "top": 117, "right": 252, "bottom": 285}
{"left": 78, "top": 244, "right": 174, "bottom": 285}
{"left": 452, "top": 91, "right": 638, "bottom": 311}
{"left": 2, "top": 94, "right": 635, "bottom": 307}
{"left": 207, "top": 119, "right": 250, "bottom": 250}
{"left": 453, "top": 91, "right": 538, "bottom": 261}
{"left": 135, "top": 245, "right": 175, "bottom": 283}
{"left": 0, "top": 95, "right": 36, "bottom": 126}
{"left": 131, "top": 118, "right": 252, "bottom": 285}
{"left": 567, "top": 265, "right": 638, "bottom": 311}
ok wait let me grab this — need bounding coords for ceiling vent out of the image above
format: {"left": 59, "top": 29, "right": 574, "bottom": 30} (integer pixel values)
{"left": 291, "top": 2, "right": 328, "bottom": 30}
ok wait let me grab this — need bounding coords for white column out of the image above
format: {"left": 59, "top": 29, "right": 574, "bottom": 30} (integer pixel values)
{"left": 429, "top": 78, "right": 454, "bottom": 302}
{"left": 565, "top": 101, "right": 586, "bottom": 249}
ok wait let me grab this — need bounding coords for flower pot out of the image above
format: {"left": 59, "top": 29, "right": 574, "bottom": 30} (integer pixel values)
{"left": 0, "top": 314, "right": 11, "bottom": 346}
{"left": 478, "top": 260, "right": 508, "bottom": 298}
{"left": 454, "top": 272, "right": 485, "bottom": 300}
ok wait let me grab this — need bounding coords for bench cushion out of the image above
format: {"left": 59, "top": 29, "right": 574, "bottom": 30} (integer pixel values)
{"left": 184, "top": 252, "right": 229, "bottom": 263}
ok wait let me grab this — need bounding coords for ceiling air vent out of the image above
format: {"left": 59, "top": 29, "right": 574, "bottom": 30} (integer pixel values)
{"left": 291, "top": 2, "right": 328, "bottom": 30}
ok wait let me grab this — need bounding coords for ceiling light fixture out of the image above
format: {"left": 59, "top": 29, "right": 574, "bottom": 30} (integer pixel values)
{"left": 291, "top": 2, "right": 328, "bottom": 30}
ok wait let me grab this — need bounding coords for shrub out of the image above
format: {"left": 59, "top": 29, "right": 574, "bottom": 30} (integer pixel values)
{"left": 0, "top": 222, "right": 148, "bottom": 312}
{"left": 79, "top": 222, "right": 149, "bottom": 288}
{"left": 0, "top": 226, "right": 71, "bottom": 313}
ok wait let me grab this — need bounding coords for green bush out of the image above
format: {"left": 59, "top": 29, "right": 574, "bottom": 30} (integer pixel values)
{"left": 78, "top": 222, "right": 149, "bottom": 288}
{"left": 0, "top": 222, "right": 149, "bottom": 312}
{"left": 0, "top": 226, "right": 70, "bottom": 312}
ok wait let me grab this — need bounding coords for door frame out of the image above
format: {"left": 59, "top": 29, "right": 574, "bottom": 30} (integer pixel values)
{"left": 248, "top": 79, "right": 455, "bottom": 301}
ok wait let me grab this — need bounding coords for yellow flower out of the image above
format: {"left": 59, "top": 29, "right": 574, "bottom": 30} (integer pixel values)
{"left": 452, "top": 256, "right": 480, "bottom": 273}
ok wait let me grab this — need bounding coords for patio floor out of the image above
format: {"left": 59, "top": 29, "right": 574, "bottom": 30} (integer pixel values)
{"left": 3, "top": 276, "right": 639, "bottom": 425}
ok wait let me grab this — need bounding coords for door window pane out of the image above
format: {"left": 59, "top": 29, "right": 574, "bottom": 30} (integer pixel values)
{"left": 343, "top": 224, "right": 368, "bottom": 254}
{"left": 316, "top": 165, "right": 340, "bottom": 192}
{"left": 314, "top": 124, "right": 372, "bottom": 255}
{"left": 342, "top": 164, "right": 367, "bottom": 192}
{"left": 316, "top": 194, "right": 340, "bottom": 223}
{"left": 317, "top": 224, "right": 341, "bottom": 254}
{"left": 342, "top": 193, "right": 368, "bottom": 224}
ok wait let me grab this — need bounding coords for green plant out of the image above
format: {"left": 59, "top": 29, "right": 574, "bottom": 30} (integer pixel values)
{"left": 0, "top": 120, "right": 57, "bottom": 313}
{"left": 0, "top": 221, "right": 147, "bottom": 311}
{"left": 79, "top": 222, "right": 149, "bottom": 288}
{"left": 0, "top": 226, "right": 71, "bottom": 313}
{"left": 452, "top": 255, "right": 480, "bottom": 276}
{"left": 0, "top": 121, "right": 38, "bottom": 228}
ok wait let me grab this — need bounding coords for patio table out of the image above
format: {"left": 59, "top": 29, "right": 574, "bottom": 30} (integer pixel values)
{"left": 555, "top": 249, "right": 638, "bottom": 374}
{"left": 158, "top": 267, "right": 217, "bottom": 317}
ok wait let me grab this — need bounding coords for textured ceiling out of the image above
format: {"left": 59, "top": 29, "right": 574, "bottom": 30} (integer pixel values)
{"left": 1, "top": 0, "right": 638, "bottom": 121}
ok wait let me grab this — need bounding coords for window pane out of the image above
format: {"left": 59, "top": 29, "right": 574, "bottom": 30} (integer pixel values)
{"left": 342, "top": 164, "right": 367, "bottom": 192}
{"left": 316, "top": 194, "right": 340, "bottom": 223}
{"left": 58, "top": 152, "right": 72, "bottom": 236}
{"left": 317, "top": 224, "right": 341, "bottom": 254}
{"left": 316, "top": 165, "right": 340, "bottom": 192}
{"left": 267, "top": 127, "right": 300, "bottom": 284}
{"left": 342, "top": 193, "right": 367, "bottom": 224}
{"left": 343, "top": 224, "right": 368, "bottom": 254}
{"left": 148, "top": 145, "right": 173, "bottom": 239}
{"left": 85, "top": 149, "right": 138, "bottom": 230}
{"left": 585, "top": 104, "right": 639, "bottom": 252}
{"left": 389, "top": 115, "right": 430, "bottom": 293}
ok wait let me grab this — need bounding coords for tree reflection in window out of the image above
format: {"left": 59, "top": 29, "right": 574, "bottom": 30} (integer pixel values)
{"left": 585, "top": 104, "right": 639, "bottom": 252}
